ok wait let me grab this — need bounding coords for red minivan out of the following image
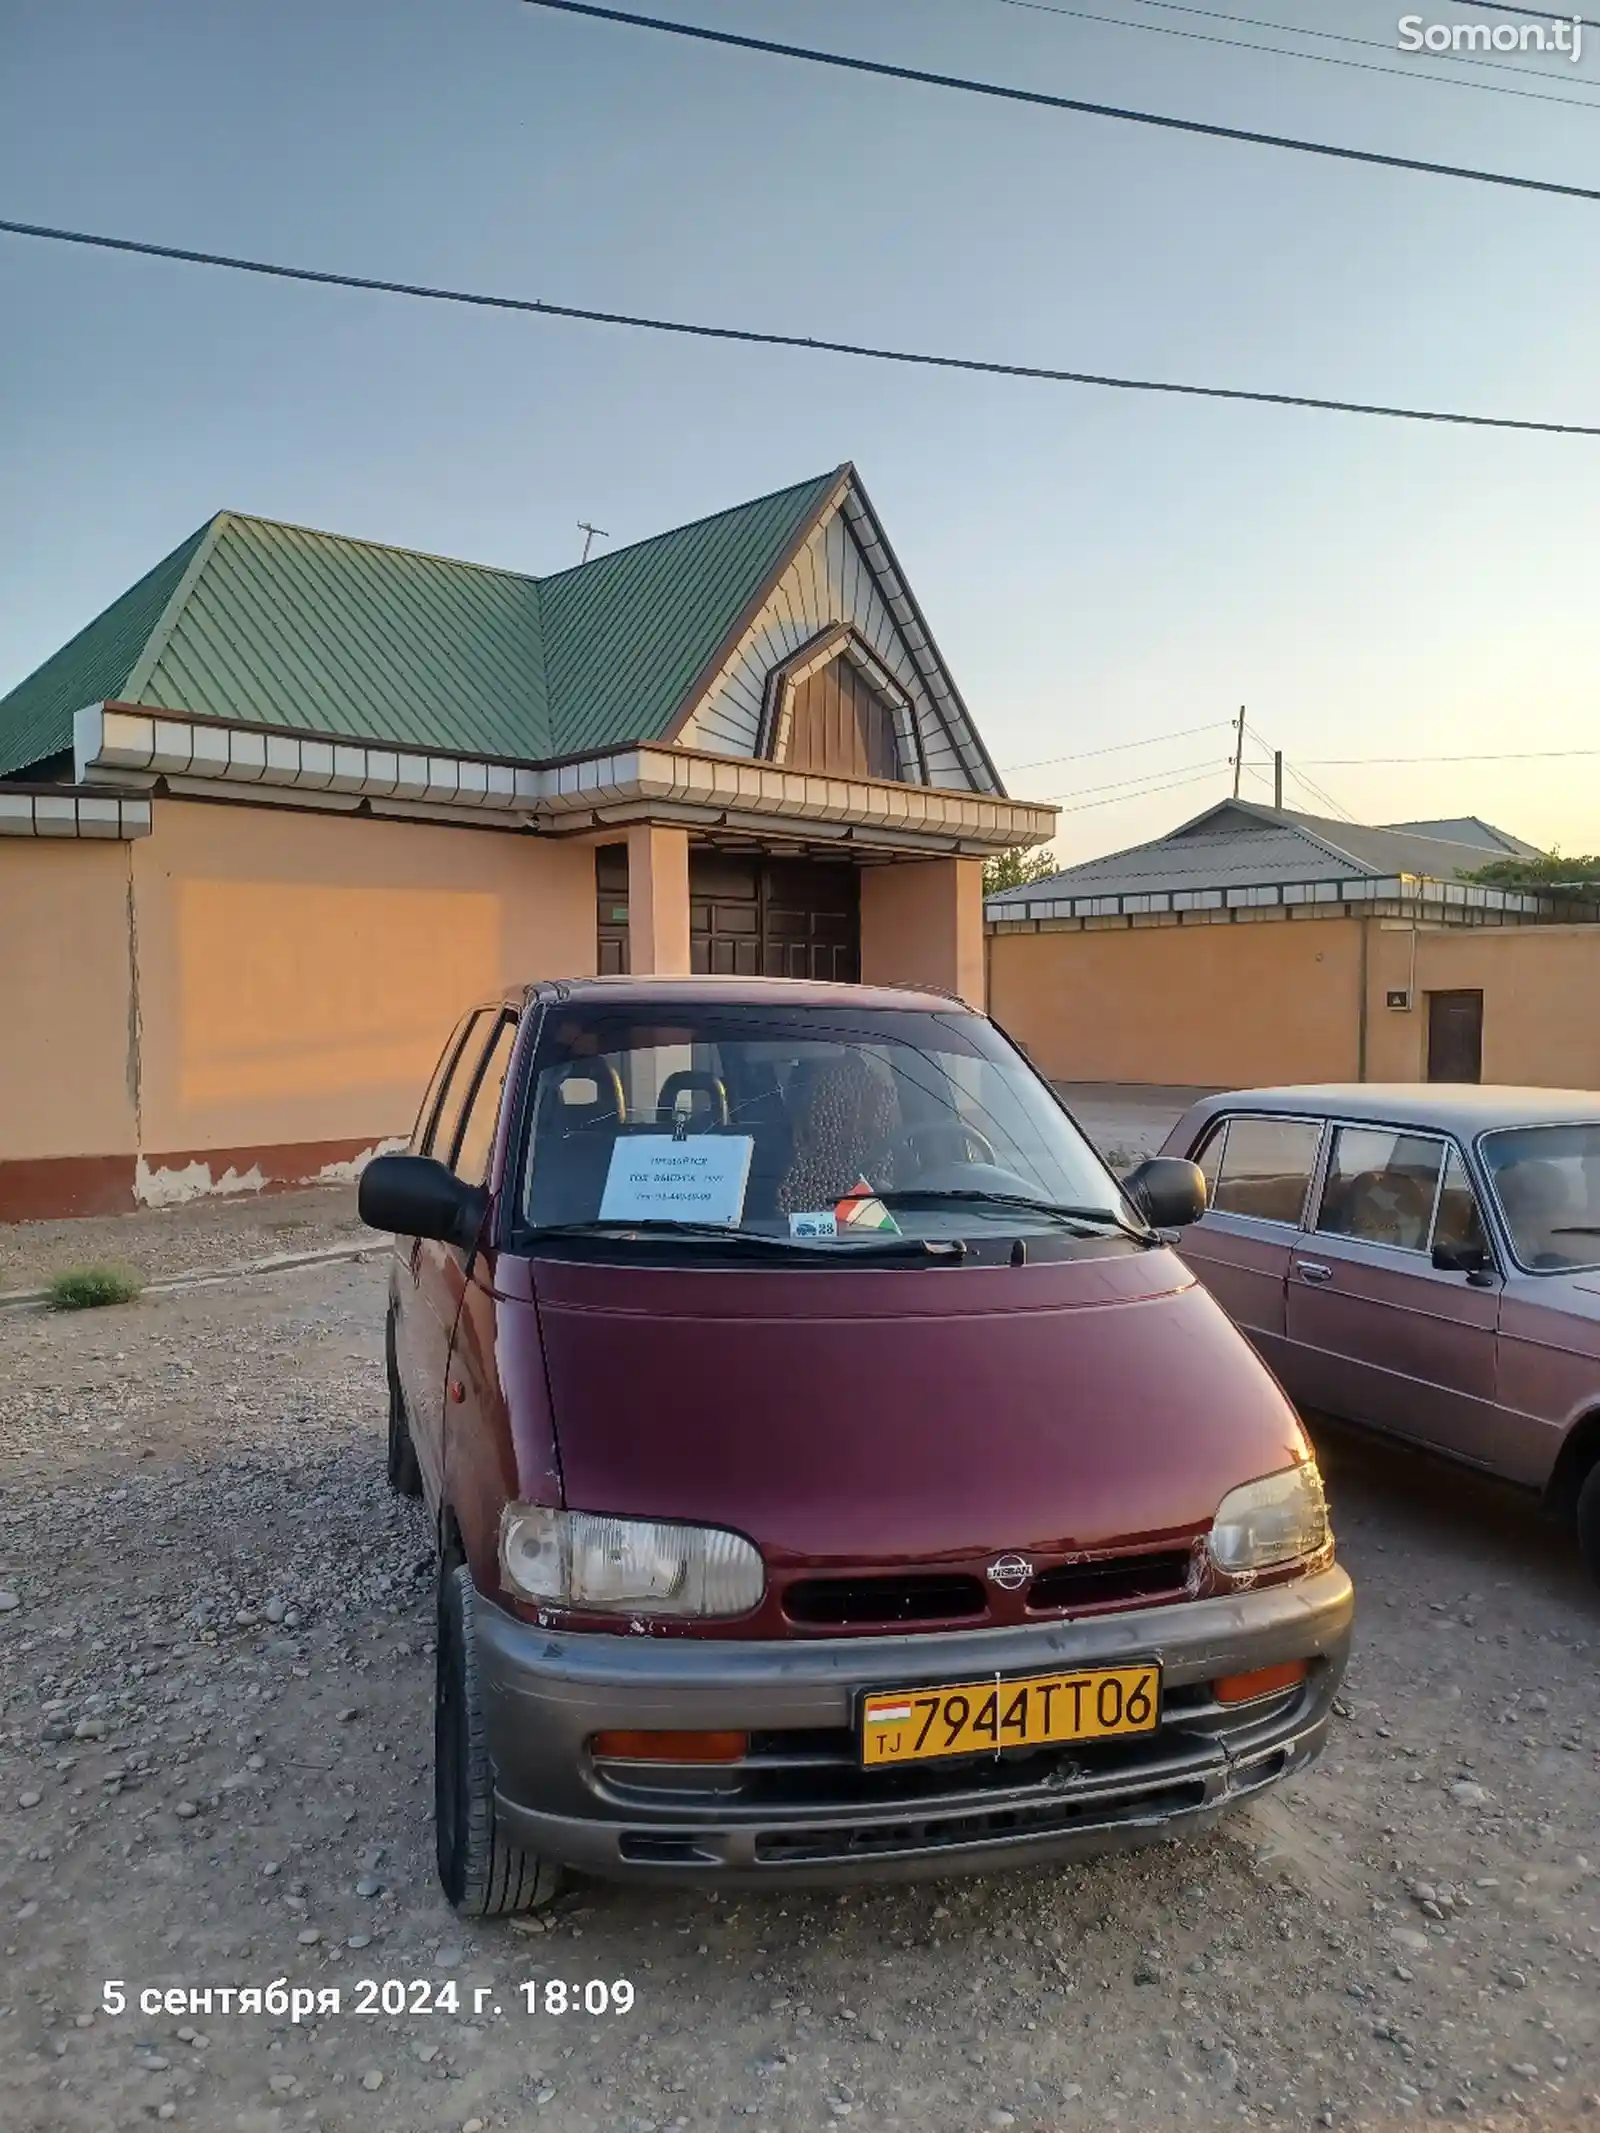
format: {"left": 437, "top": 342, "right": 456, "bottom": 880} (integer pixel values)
{"left": 359, "top": 976, "right": 1352, "bottom": 1914}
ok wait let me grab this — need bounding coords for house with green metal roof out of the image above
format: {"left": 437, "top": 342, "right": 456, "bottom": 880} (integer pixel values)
{"left": 0, "top": 464, "right": 1053, "bottom": 1218}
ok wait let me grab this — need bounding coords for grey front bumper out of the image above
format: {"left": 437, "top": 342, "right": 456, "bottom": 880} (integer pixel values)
{"left": 474, "top": 1566, "right": 1353, "bottom": 1887}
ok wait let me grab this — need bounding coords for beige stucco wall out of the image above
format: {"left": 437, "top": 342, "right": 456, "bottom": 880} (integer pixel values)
{"left": 131, "top": 801, "right": 597, "bottom": 1174}
{"left": 0, "top": 839, "right": 138, "bottom": 1164}
{"left": 1365, "top": 922, "right": 1600, "bottom": 1088}
{"left": 986, "top": 915, "right": 1366, "bottom": 1086}
{"left": 860, "top": 857, "right": 986, "bottom": 1008}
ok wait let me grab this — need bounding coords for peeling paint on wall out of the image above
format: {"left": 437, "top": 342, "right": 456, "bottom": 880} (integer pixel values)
{"left": 134, "top": 1157, "right": 269, "bottom": 1208}
{"left": 132, "top": 1137, "right": 405, "bottom": 1208}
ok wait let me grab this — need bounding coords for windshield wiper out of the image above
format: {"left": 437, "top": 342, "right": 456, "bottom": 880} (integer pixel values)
{"left": 524, "top": 1218, "right": 960, "bottom": 1260}
{"left": 1552, "top": 1225, "right": 1600, "bottom": 1236}
{"left": 875, "top": 1189, "right": 1155, "bottom": 1244}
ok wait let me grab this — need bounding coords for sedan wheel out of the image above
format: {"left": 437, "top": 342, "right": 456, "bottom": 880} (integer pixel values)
{"left": 434, "top": 1563, "right": 561, "bottom": 1916}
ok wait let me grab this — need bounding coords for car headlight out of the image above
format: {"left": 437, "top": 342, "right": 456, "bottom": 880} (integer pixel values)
{"left": 1207, "top": 1462, "right": 1329, "bottom": 1575}
{"left": 499, "top": 1504, "right": 765, "bottom": 1618}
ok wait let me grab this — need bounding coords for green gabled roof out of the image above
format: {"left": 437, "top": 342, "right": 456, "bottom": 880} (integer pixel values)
{"left": 0, "top": 521, "right": 210, "bottom": 777}
{"left": 128, "top": 513, "right": 552, "bottom": 760}
{"left": 0, "top": 467, "right": 845, "bottom": 779}
{"left": 538, "top": 468, "right": 841, "bottom": 754}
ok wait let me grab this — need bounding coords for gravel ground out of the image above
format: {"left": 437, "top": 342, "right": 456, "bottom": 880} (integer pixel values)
{"left": 1, "top": 1243, "right": 1597, "bottom": 2133}
{"left": 0, "top": 1186, "right": 367, "bottom": 1296}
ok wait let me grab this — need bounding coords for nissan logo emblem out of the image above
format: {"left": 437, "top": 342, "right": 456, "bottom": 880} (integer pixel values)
{"left": 986, "top": 1554, "right": 1033, "bottom": 1591}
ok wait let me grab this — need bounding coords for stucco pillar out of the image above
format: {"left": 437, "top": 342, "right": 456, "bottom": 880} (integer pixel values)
{"left": 626, "top": 822, "right": 692, "bottom": 975}
{"left": 859, "top": 857, "right": 986, "bottom": 1009}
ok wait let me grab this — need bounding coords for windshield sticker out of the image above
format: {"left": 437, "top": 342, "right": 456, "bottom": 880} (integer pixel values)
{"left": 788, "top": 1209, "right": 839, "bottom": 1240}
{"left": 834, "top": 1179, "right": 902, "bottom": 1234}
{"left": 598, "top": 1134, "right": 754, "bottom": 1226}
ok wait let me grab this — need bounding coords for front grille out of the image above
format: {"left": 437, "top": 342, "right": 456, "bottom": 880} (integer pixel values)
{"left": 782, "top": 1573, "right": 988, "bottom": 1628}
{"left": 752, "top": 1778, "right": 1210, "bottom": 1864}
{"left": 1026, "top": 1549, "right": 1193, "bottom": 1615}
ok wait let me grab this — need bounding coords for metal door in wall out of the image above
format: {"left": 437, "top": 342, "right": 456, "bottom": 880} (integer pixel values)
{"left": 1427, "top": 990, "right": 1483, "bottom": 1083}
{"left": 691, "top": 851, "right": 860, "bottom": 981}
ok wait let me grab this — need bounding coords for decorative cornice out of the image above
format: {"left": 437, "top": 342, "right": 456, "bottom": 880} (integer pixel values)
{"left": 73, "top": 705, "right": 1055, "bottom": 858}
{"left": 0, "top": 781, "right": 151, "bottom": 839}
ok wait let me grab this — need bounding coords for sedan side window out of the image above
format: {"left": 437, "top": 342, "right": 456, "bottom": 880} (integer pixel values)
{"left": 1431, "top": 1145, "right": 1490, "bottom": 1258}
{"left": 1316, "top": 1126, "right": 1445, "bottom": 1252}
{"left": 1208, "top": 1116, "right": 1322, "bottom": 1226}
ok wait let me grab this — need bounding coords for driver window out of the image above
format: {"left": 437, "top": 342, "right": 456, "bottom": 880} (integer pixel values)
{"left": 1316, "top": 1125, "right": 1446, "bottom": 1252}
{"left": 1430, "top": 1145, "right": 1489, "bottom": 1258}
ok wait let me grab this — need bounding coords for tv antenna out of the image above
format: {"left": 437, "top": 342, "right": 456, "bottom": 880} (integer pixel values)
{"left": 578, "top": 521, "right": 610, "bottom": 563}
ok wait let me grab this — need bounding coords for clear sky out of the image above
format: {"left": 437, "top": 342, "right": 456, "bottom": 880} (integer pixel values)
{"left": 2, "top": 0, "right": 1598, "bottom": 864}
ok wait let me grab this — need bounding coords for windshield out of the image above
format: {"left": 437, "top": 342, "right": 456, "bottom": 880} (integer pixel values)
{"left": 516, "top": 1002, "right": 1127, "bottom": 1249}
{"left": 1479, "top": 1122, "right": 1600, "bottom": 1273}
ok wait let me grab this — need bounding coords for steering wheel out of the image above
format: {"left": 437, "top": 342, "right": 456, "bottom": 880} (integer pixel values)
{"left": 878, "top": 1117, "right": 997, "bottom": 1181}
{"left": 657, "top": 1069, "right": 730, "bottom": 1129}
{"left": 552, "top": 1057, "right": 626, "bottom": 1123}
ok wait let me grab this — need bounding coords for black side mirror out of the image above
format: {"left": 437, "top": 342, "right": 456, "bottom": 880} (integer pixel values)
{"left": 1432, "top": 1239, "right": 1495, "bottom": 1286}
{"left": 359, "top": 1153, "right": 489, "bottom": 1251}
{"left": 1122, "top": 1156, "right": 1207, "bottom": 1230}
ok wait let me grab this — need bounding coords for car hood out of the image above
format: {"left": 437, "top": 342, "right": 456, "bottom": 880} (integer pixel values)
{"left": 529, "top": 1246, "right": 1306, "bottom": 1565}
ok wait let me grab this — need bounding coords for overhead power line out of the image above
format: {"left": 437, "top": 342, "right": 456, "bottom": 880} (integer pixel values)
{"left": 1246, "top": 721, "right": 1357, "bottom": 819}
{"left": 5, "top": 218, "right": 1599, "bottom": 437}
{"left": 1035, "top": 754, "right": 1230, "bottom": 801}
{"left": 1093, "top": 0, "right": 1592, "bottom": 75}
{"left": 990, "top": 0, "right": 1600, "bottom": 111}
{"left": 1445, "top": 0, "right": 1596, "bottom": 21}
{"left": 1299, "top": 747, "right": 1600, "bottom": 765}
{"left": 1052, "top": 765, "right": 1229, "bottom": 813}
{"left": 519, "top": 0, "right": 1600, "bottom": 203}
{"left": 999, "top": 719, "right": 1229, "bottom": 772}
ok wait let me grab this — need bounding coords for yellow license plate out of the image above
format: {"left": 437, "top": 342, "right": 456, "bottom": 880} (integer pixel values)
{"left": 860, "top": 1665, "right": 1160, "bottom": 1766}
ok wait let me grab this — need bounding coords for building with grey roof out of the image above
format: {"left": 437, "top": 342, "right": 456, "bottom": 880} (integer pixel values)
{"left": 986, "top": 799, "right": 1555, "bottom": 927}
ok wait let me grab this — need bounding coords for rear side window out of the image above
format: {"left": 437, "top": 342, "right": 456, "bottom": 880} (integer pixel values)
{"left": 422, "top": 1011, "right": 491, "bottom": 1164}
{"left": 449, "top": 1015, "right": 519, "bottom": 1185}
{"left": 411, "top": 1013, "right": 481, "bottom": 1156}
{"left": 1205, "top": 1116, "right": 1322, "bottom": 1227}
{"left": 1316, "top": 1126, "right": 1445, "bottom": 1252}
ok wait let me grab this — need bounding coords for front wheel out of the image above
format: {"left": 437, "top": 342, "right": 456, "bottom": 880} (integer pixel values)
{"left": 434, "top": 1563, "right": 561, "bottom": 1916}
{"left": 1577, "top": 1462, "right": 1600, "bottom": 1587}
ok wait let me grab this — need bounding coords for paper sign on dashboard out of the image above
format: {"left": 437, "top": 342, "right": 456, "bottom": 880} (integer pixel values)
{"left": 598, "top": 1134, "right": 754, "bottom": 1226}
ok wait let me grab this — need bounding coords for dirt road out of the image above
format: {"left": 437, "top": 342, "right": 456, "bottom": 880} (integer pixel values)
{"left": 1, "top": 1240, "right": 1596, "bottom": 2133}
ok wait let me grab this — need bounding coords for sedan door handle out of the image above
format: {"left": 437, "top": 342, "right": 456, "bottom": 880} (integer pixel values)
{"left": 1294, "top": 1260, "right": 1333, "bottom": 1285}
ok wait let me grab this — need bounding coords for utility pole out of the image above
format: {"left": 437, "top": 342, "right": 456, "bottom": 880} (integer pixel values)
{"left": 577, "top": 521, "right": 610, "bottom": 564}
{"left": 1274, "top": 749, "right": 1284, "bottom": 809}
{"left": 1231, "top": 705, "right": 1246, "bottom": 798}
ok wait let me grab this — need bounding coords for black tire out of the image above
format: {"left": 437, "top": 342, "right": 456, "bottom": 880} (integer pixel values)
{"left": 1577, "top": 1462, "right": 1600, "bottom": 1588}
{"left": 435, "top": 1563, "right": 561, "bottom": 1917}
{"left": 385, "top": 1308, "right": 423, "bottom": 1499}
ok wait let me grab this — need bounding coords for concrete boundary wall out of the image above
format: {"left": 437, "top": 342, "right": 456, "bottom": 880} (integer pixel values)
{"left": 1, "top": 800, "right": 598, "bottom": 1219}
{"left": 987, "top": 910, "right": 1600, "bottom": 1092}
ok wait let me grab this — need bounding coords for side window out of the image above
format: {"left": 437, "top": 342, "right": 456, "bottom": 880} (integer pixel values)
{"left": 1316, "top": 1125, "right": 1445, "bottom": 1252}
{"left": 1209, "top": 1116, "right": 1322, "bottom": 1227}
{"left": 1193, "top": 1119, "right": 1227, "bottom": 1205}
{"left": 424, "top": 1012, "right": 491, "bottom": 1165}
{"left": 449, "top": 1015, "right": 519, "bottom": 1185}
{"left": 1430, "top": 1144, "right": 1489, "bottom": 1258}
{"left": 410, "top": 1015, "right": 477, "bottom": 1156}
